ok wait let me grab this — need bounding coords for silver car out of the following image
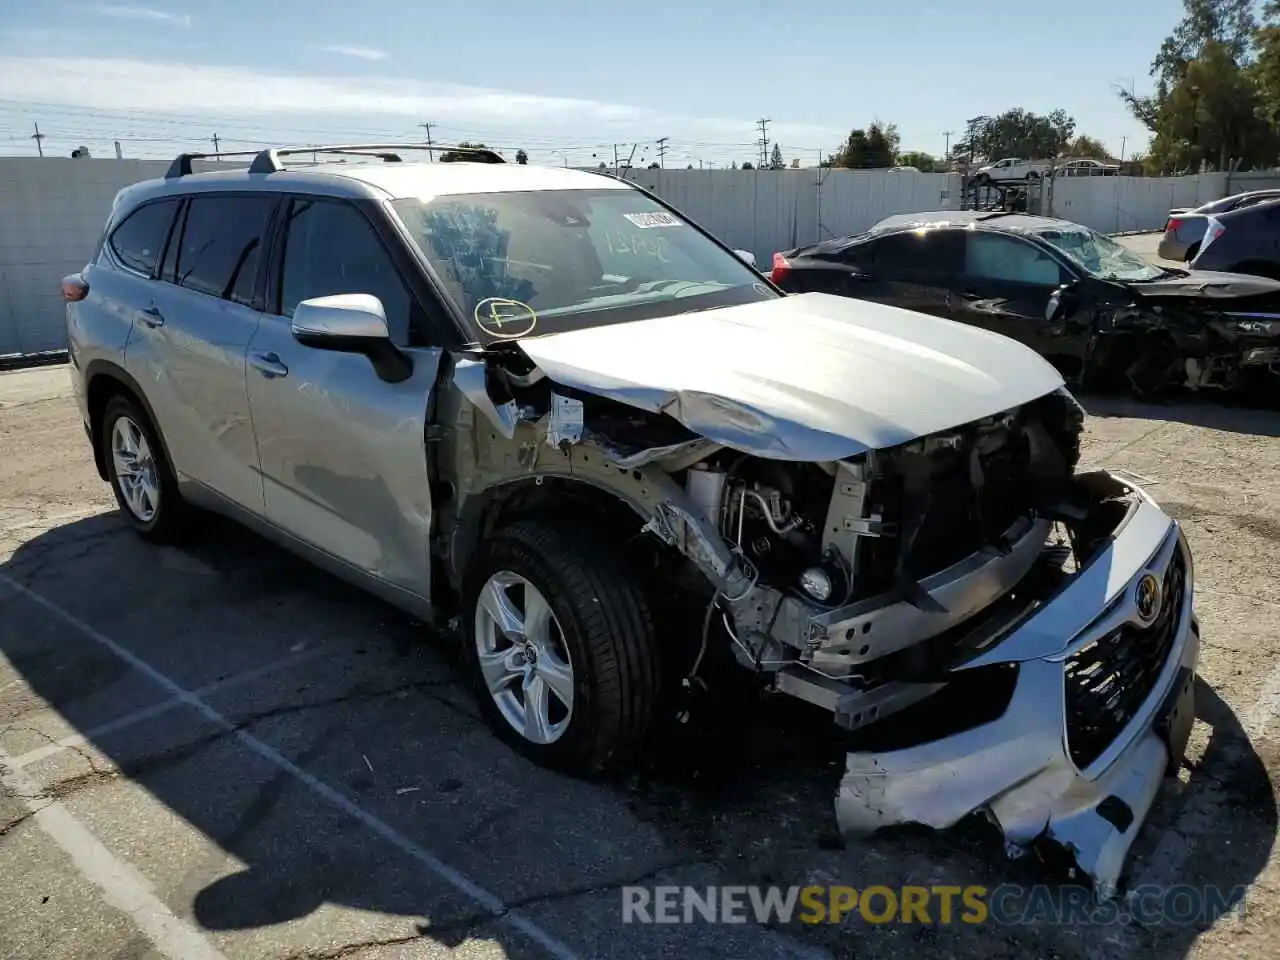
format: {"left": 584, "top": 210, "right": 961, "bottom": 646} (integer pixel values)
{"left": 1159, "top": 188, "right": 1280, "bottom": 261}
{"left": 63, "top": 143, "right": 1199, "bottom": 896}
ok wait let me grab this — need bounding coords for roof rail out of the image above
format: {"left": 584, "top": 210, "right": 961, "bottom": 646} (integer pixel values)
{"left": 164, "top": 150, "right": 262, "bottom": 179}
{"left": 165, "top": 143, "right": 506, "bottom": 179}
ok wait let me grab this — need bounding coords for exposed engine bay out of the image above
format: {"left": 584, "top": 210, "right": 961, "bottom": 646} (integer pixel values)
{"left": 439, "top": 294, "right": 1197, "bottom": 900}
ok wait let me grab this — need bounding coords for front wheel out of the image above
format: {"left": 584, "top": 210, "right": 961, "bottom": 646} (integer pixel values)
{"left": 461, "top": 522, "right": 659, "bottom": 774}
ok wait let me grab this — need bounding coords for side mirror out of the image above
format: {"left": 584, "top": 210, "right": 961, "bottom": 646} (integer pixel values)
{"left": 1045, "top": 281, "right": 1081, "bottom": 324}
{"left": 291, "top": 293, "right": 413, "bottom": 383}
{"left": 733, "top": 249, "right": 758, "bottom": 269}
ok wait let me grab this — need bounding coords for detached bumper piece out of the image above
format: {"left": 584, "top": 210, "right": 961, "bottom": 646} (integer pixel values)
{"left": 835, "top": 486, "right": 1198, "bottom": 899}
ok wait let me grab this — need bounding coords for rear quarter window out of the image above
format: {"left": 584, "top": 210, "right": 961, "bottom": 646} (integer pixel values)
{"left": 107, "top": 200, "right": 180, "bottom": 276}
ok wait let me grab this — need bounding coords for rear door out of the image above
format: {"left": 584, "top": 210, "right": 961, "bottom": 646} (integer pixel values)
{"left": 952, "top": 230, "right": 1090, "bottom": 366}
{"left": 244, "top": 196, "right": 444, "bottom": 600}
{"left": 843, "top": 229, "right": 962, "bottom": 318}
{"left": 125, "top": 192, "right": 276, "bottom": 512}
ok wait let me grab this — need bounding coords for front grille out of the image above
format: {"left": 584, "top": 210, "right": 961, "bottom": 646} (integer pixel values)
{"left": 1063, "top": 546, "right": 1186, "bottom": 769}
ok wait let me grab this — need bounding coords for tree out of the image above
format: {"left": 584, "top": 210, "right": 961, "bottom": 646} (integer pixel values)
{"left": 952, "top": 109, "right": 1076, "bottom": 163}
{"left": 515, "top": 148, "right": 528, "bottom": 164}
{"left": 440, "top": 140, "right": 489, "bottom": 162}
{"left": 1065, "top": 135, "right": 1113, "bottom": 160}
{"left": 896, "top": 151, "right": 938, "bottom": 171}
{"left": 770, "top": 143, "right": 784, "bottom": 169}
{"left": 1121, "top": 1, "right": 1278, "bottom": 171}
{"left": 825, "top": 121, "right": 898, "bottom": 168}
{"left": 647, "top": 161, "right": 660, "bottom": 169}
{"left": 741, "top": 161, "right": 754, "bottom": 170}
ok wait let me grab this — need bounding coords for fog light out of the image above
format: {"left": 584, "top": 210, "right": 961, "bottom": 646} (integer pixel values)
{"left": 799, "top": 567, "right": 833, "bottom": 602}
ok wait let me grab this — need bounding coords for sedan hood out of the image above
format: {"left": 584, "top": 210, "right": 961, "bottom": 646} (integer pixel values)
{"left": 517, "top": 292, "right": 1065, "bottom": 461}
{"left": 1130, "top": 270, "right": 1280, "bottom": 299}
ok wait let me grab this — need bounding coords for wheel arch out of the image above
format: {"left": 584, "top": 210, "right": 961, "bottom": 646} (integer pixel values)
{"left": 84, "top": 360, "right": 176, "bottom": 483}
{"left": 448, "top": 475, "right": 653, "bottom": 592}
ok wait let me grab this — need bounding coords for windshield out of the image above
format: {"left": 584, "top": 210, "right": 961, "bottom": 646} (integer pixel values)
{"left": 391, "top": 188, "right": 776, "bottom": 342}
{"left": 1031, "top": 225, "right": 1165, "bottom": 282}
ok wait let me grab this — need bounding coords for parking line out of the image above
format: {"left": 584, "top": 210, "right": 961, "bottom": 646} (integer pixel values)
{"left": 0, "top": 744, "right": 229, "bottom": 960}
{"left": 8, "top": 645, "right": 329, "bottom": 770}
{"left": 0, "top": 571, "right": 582, "bottom": 960}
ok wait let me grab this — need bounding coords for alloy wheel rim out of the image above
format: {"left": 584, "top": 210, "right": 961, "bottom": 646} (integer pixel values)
{"left": 474, "top": 571, "right": 575, "bottom": 745}
{"left": 111, "top": 416, "right": 160, "bottom": 523}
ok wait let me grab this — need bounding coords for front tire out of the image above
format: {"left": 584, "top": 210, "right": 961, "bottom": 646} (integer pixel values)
{"left": 462, "top": 521, "right": 659, "bottom": 775}
{"left": 101, "top": 395, "right": 190, "bottom": 542}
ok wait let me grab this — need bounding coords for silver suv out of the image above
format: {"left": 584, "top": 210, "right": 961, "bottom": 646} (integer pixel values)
{"left": 64, "top": 143, "right": 1199, "bottom": 895}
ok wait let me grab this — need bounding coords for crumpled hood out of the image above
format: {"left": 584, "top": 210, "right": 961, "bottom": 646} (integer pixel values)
{"left": 517, "top": 292, "right": 1065, "bottom": 461}
{"left": 1131, "top": 270, "right": 1280, "bottom": 299}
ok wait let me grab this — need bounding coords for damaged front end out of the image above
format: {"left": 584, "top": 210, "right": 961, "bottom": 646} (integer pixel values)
{"left": 1091, "top": 283, "right": 1280, "bottom": 396}
{"left": 835, "top": 473, "right": 1197, "bottom": 900}
{"left": 438, "top": 309, "right": 1196, "bottom": 899}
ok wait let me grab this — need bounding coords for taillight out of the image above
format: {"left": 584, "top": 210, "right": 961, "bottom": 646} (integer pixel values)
{"left": 60, "top": 274, "right": 89, "bottom": 303}
{"left": 1166, "top": 217, "right": 1183, "bottom": 233}
{"left": 770, "top": 252, "right": 791, "bottom": 284}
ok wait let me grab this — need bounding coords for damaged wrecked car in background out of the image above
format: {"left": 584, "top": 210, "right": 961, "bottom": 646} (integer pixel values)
{"left": 67, "top": 148, "right": 1198, "bottom": 901}
{"left": 770, "top": 210, "right": 1280, "bottom": 401}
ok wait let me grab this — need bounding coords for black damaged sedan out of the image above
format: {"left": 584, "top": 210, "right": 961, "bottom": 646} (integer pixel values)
{"left": 770, "top": 211, "right": 1280, "bottom": 401}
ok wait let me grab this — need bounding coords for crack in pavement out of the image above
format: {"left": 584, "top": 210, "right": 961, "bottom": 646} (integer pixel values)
{"left": 274, "top": 930, "right": 434, "bottom": 960}
{"left": 26, "top": 676, "right": 471, "bottom": 804}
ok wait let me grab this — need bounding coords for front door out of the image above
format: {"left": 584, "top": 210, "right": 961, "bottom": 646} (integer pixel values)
{"left": 951, "top": 231, "right": 1092, "bottom": 375}
{"left": 125, "top": 193, "right": 276, "bottom": 512}
{"left": 244, "top": 196, "right": 443, "bottom": 598}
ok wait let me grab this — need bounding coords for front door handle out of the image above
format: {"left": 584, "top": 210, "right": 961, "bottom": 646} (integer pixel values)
{"left": 248, "top": 351, "right": 289, "bottom": 379}
{"left": 138, "top": 306, "right": 165, "bottom": 328}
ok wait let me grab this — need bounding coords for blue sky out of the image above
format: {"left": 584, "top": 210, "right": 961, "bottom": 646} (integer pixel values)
{"left": 0, "top": 1, "right": 1181, "bottom": 166}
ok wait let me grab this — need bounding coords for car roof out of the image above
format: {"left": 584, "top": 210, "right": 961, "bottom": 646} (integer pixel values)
{"left": 868, "top": 210, "right": 1078, "bottom": 235}
{"left": 113, "top": 159, "right": 631, "bottom": 211}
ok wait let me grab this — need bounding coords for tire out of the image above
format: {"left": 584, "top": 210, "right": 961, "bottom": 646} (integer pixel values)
{"left": 461, "top": 521, "right": 659, "bottom": 775}
{"left": 101, "top": 394, "right": 191, "bottom": 542}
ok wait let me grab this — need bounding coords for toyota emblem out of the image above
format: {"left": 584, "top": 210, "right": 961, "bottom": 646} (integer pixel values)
{"left": 1134, "top": 573, "right": 1163, "bottom": 625}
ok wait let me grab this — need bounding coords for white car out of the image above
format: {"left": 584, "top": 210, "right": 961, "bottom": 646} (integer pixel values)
{"left": 1054, "top": 158, "right": 1120, "bottom": 177}
{"left": 973, "top": 157, "right": 1052, "bottom": 183}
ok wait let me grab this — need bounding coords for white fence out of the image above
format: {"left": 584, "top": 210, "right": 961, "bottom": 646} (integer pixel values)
{"left": 0, "top": 158, "right": 1240, "bottom": 359}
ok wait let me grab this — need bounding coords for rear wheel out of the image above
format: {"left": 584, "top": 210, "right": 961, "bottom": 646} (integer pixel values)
{"left": 462, "top": 521, "right": 659, "bottom": 774}
{"left": 101, "top": 395, "right": 190, "bottom": 542}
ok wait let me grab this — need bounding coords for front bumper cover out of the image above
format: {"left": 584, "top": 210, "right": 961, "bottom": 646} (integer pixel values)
{"left": 835, "top": 479, "right": 1198, "bottom": 899}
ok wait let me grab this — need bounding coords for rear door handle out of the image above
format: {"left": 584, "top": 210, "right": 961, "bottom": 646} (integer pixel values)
{"left": 248, "top": 351, "right": 289, "bottom": 379}
{"left": 138, "top": 306, "right": 165, "bottom": 328}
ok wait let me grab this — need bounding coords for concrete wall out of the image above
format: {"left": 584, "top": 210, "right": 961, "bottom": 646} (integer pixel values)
{"left": 0, "top": 157, "right": 242, "bottom": 358}
{"left": 0, "top": 158, "right": 1245, "bottom": 359}
{"left": 1047, "top": 172, "right": 1229, "bottom": 234}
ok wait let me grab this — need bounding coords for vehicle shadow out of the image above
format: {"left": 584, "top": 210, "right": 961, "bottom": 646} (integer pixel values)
{"left": 1081, "top": 393, "right": 1280, "bottom": 437}
{"left": 0, "top": 514, "right": 1275, "bottom": 959}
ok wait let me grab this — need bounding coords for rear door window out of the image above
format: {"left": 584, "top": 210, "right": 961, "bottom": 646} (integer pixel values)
{"left": 867, "top": 230, "right": 961, "bottom": 282}
{"left": 108, "top": 200, "right": 180, "bottom": 277}
{"left": 170, "top": 195, "right": 275, "bottom": 305}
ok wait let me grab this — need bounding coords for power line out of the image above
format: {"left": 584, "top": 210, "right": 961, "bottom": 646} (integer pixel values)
{"left": 756, "top": 118, "right": 770, "bottom": 169}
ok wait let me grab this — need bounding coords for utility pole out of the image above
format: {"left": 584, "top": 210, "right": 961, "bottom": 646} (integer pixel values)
{"left": 211, "top": 133, "right": 220, "bottom": 160}
{"left": 756, "top": 118, "right": 771, "bottom": 169}
{"left": 656, "top": 137, "right": 668, "bottom": 169}
{"left": 1119, "top": 136, "right": 1127, "bottom": 164}
{"left": 943, "top": 129, "right": 953, "bottom": 161}
{"left": 31, "top": 121, "right": 44, "bottom": 157}
{"left": 418, "top": 121, "right": 434, "bottom": 160}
